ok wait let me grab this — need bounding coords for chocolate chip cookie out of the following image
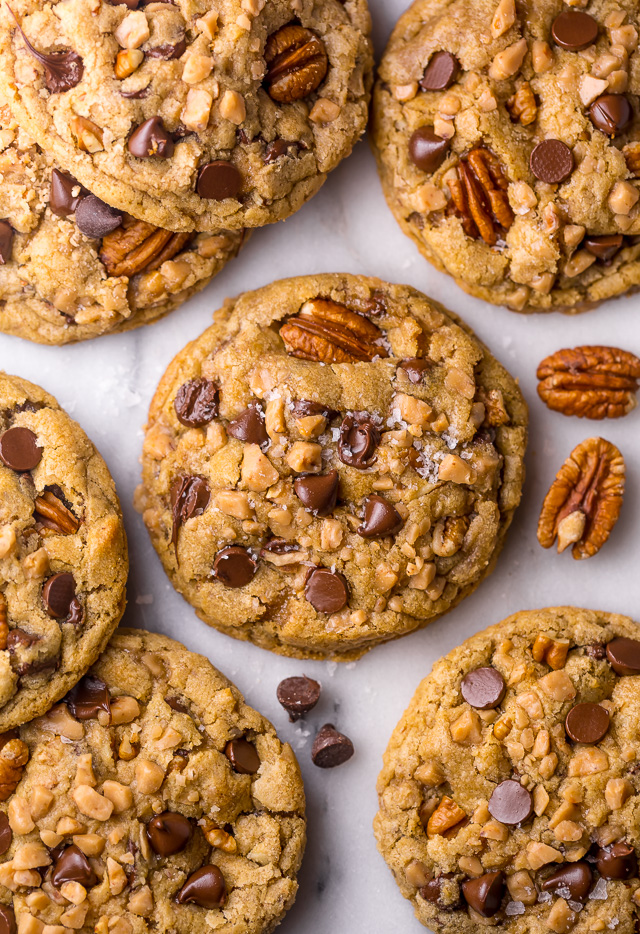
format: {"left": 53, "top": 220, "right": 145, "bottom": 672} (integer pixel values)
{"left": 137, "top": 273, "right": 527, "bottom": 660}
{"left": 375, "top": 607, "right": 640, "bottom": 933}
{"left": 0, "top": 372, "right": 127, "bottom": 730}
{"left": 0, "top": 109, "right": 244, "bottom": 345}
{"left": 372, "top": 0, "right": 640, "bottom": 313}
{"left": 0, "top": 0, "right": 372, "bottom": 233}
{"left": 0, "top": 628, "right": 306, "bottom": 934}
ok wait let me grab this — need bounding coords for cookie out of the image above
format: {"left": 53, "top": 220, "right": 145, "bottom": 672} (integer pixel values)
{"left": 0, "top": 0, "right": 373, "bottom": 233}
{"left": 0, "top": 110, "right": 245, "bottom": 345}
{"left": 0, "top": 628, "right": 306, "bottom": 934}
{"left": 375, "top": 607, "right": 640, "bottom": 933}
{"left": 137, "top": 273, "right": 527, "bottom": 660}
{"left": 0, "top": 372, "right": 127, "bottom": 730}
{"left": 372, "top": 0, "right": 640, "bottom": 314}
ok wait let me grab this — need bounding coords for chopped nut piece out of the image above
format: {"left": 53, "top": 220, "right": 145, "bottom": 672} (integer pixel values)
{"left": 427, "top": 796, "right": 467, "bottom": 836}
{"left": 507, "top": 82, "right": 537, "bottom": 125}
{"left": 115, "top": 49, "right": 143, "bottom": 79}
{"left": 414, "top": 760, "right": 445, "bottom": 788}
{"left": 0, "top": 734, "right": 29, "bottom": 800}
{"left": 532, "top": 634, "right": 570, "bottom": 669}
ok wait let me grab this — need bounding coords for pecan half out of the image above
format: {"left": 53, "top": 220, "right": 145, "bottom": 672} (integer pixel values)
{"left": 264, "top": 25, "right": 328, "bottom": 103}
{"left": 506, "top": 82, "right": 537, "bottom": 126}
{"left": 0, "top": 733, "right": 29, "bottom": 800}
{"left": 279, "top": 298, "right": 389, "bottom": 363}
{"left": 537, "top": 346, "right": 640, "bottom": 419}
{"left": 0, "top": 594, "right": 6, "bottom": 652}
{"left": 446, "top": 147, "right": 514, "bottom": 245}
{"left": 34, "top": 491, "right": 80, "bottom": 534}
{"left": 623, "top": 142, "right": 640, "bottom": 176}
{"left": 537, "top": 437, "right": 625, "bottom": 559}
{"left": 100, "top": 217, "right": 192, "bottom": 278}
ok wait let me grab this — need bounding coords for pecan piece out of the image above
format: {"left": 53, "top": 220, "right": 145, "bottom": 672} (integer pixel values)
{"left": 0, "top": 732, "right": 29, "bottom": 800}
{"left": 506, "top": 81, "right": 537, "bottom": 126}
{"left": 427, "top": 796, "right": 467, "bottom": 837}
{"left": 279, "top": 298, "right": 389, "bottom": 363}
{"left": 537, "top": 437, "right": 625, "bottom": 559}
{"left": 623, "top": 142, "right": 640, "bottom": 176}
{"left": 264, "top": 25, "right": 328, "bottom": 103}
{"left": 0, "top": 594, "right": 6, "bottom": 651}
{"left": 34, "top": 491, "right": 80, "bottom": 534}
{"left": 446, "top": 147, "right": 514, "bottom": 245}
{"left": 537, "top": 346, "right": 640, "bottom": 419}
{"left": 476, "top": 387, "right": 510, "bottom": 426}
{"left": 100, "top": 217, "right": 192, "bottom": 278}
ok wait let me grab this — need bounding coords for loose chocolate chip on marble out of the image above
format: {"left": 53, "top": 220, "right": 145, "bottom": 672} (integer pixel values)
{"left": 65, "top": 674, "right": 111, "bottom": 720}
{"left": 311, "top": 723, "right": 354, "bottom": 768}
{"left": 461, "top": 871, "right": 505, "bottom": 918}
{"left": 596, "top": 842, "right": 638, "bottom": 880}
{"left": 75, "top": 195, "right": 123, "bottom": 238}
{"left": 584, "top": 234, "right": 624, "bottom": 261}
{"left": 460, "top": 667, "right": 506, "bottom": 710}
{"left": 338, "top": 412, "right": 380, "bottom": 469}
{"left": 51, "top": 845, "right": 98, "bottom": 888}
{"left": 399, "top": 358, "right": 431, "bottom": 384}
{"left": 170, "top": 475, "right": 210, "bottom": 547}
{"left": 225, "top": 737, "right": 260, "bottom": 773}
{"left": 227, "top": 402, "right": 268, "bottom": 449}
{"left": 277, "top": 675, "right": 321, "bottom": 721}
{"left": 529, "top": 139, "right": 574, "bottom": 184}
{"left": 128, "top": 117, "right": 174, "bottom": 158}
{"left": 408, "top": 127, "right": 450, "bottom": 173}
{"left": 264, "top": 138, "right": 297, "bottom": 164}
{"left": 0, "top": 813, "right": 12, "bottom": 856}
{"left": 177, "top": 865, "right": 227, "bottom": 908}
{"left": 49, "top": 168, "right": 85, "bottom": 216}
{"left": 146, "top": 38, "right": 186, "bottom": 59}
{"left": 213, "top": 546, "right": 257, "bottom": 588}
{"left": 488, "top": 780, "right": 532, "bottom": 825}
{"left": 589, "top": 94, "right": 633, "bottom": 136}
{"left": 606, "top": 637, "right": 640, "bottom": 675}
{"left": 197, "top": 161, "right": 242, "bottom": 200}
{"left": 357, "top": 494, "right": 403, "bottom": 539}
{"left": 551, "top": 10, "right": 599, "bottom": 50}
{"left": 9, "top": 11, "right": 84, "bottom": 93}
{"left": 0, "top": 426, "right": 42, "bottom": 471}
{"left": 0, "top": 222, "right": 13, "bottom": 265}
{"left": 565, "top": 701, "right": 610, "bottom": 743}
{"left": 0, "top": 906, "right": 16, "bottom": 934}
{"left": 541, "top": 862, "right": 593, "bottom": 901}
{"left": 294, "top": 470, "right": 339, "bottom": 516}
{"left": 42, "top": 573, "right": 76, "bottom": 619}
{"left": 290, "top": 400, "right": 338, "bottom": 420}
{"left": 420, "top": 51, "right": 459, "bottom": 91}
{"left": 305, "top": 566, "right": 349, "bottom": 614}
{"left": 174, "top": 378, "right": 219, "bottom": 427}
{"left": 147, "top": 812, "right": 192, "bottom": 856}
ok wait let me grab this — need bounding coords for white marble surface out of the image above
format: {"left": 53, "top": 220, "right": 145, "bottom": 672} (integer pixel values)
{"left": 3, "top": 1, "right": 640, "bottom": 928}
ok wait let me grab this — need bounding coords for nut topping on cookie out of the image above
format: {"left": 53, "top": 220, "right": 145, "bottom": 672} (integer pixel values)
{"left": 420, "top": 51, "right": 460, "bottom": 91}
{"left": 551, "top": 10, "right": 598, "bottom": 51}
{"left": 460, "top": 667, "right": 506, "bottom": 709}
{"left": 529, "top": 140, "right": 574, "bottom": 185}
{"left": 537, "top": 346, "right": 640, "bottom": 419}
{"left": 100, "top": 220, "right": 192, "bottom": 277}
{"left": 0, "top": 426, "right": 42, "bottom": 471}
{"left": 446, "top": 148, "right": 513, "bottom": 246}
{"left": 409, "top": 127, "right": 450, "bottom": 173}
{"left": 264, "top": 25, "right": 328, "bottom": 103}
{"left": 280, "top": 298, "right": 388, "bottom": 363}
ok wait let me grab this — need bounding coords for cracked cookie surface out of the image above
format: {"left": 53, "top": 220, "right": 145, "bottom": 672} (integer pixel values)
{"left": 0, "top": 628, "right": 306, "bottom": 934}
{"left": 0, "top": 372, "right": 127, "bottom": 730}
{"left": 372, "top": 0, "right": 640, "bottom": 313}
{"left": 137, "top": 273, "right": 527, "bottom": 661}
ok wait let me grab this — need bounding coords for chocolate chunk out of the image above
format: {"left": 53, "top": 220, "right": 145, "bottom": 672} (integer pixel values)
{"left": 586, "top": 641, "right": 607, "bottom": 659}
{"left": 606, "top": 637, "right": 640, "bottom": 675}
{"left": 311, "top": 723, "right": 354, "bottom": 767}
{"left": 51, "top": 845, "right": 98, "bottom": 888}
{"left": 213, "top": 546, "right": 257, "bottom": 587}
{"left": 0, "top": 813, "right": 12, "bottom": 856}
{"left": 174, "top": 379, "right": 219, "bottom": 427}
{"left": 42, "top": 572, "right": 75, "bottom": 619}
{"left": 399, "top": 358, "right": 431, "bottom": 384}
{"left": 0, "top": 426, "right": 42, "bottom": 471}
{"left": 0, "top": 222, "right": 13, "bottom": 265}
{"left": 166, "top": 695, "right": 188, "bottom": 713}
{"left": 529, "top": 139, "right": 574, "bottom": 184}
{"left": 290, "top": 400, "right": 338, "bottom": 420}
{"left": 177, "top": 865, "right": 226, "bottom": 908}
{"left": 9, "top": 11, "right": 84, "bottom": 93}
{"left": 128, "top": 117, "right": 174, "bottom": 158}
{"left": 338, "top": 412, "right": 380, "bottom": 469}
{"left": 551, "top": 10, "right": 598, "bottom": 50}
{"left": 419, "top": 874, "right": 460, "bottom": 909}
{"left": 264, "top": 139, "right": 297, "bottom": 163}
{"left": 460, "top": 667, "right": 506, "bottom": 710}
{"left": 357, "top": 494, "right": 403, "bottom": 538}
{"left": 0, "top": 906, "right": 15, "bottom": 934}
{"left": 305, "top": 566, "right": 349, "bottom": 613}
{"left": 75, "top": 195, "right": 122, "bottom": 238}
{"left": 146, "top": 38, "right": 186, "bottom": 59}
{"left": 294, "top": 470, "right": 339, "bottom": 516}
{"left": 170, "top": 475, "right": 210, "bottom": 547}
{"left": 541, "top": 862, "right": 593, "bottom": 901}
{"left": 589, "top": 94, "right": 633, "bottom": 136}
{"left": 277, "top": 675, "right": 321, "bottom": 721}
{"left": 488, "top": 780, "right": 532, "bottom": 825}
{"left": 420, "top": 51, "right": 459, "bottom": 91}
{"left": 227, "top": 402, "right": 268, "bottom": 449}
{"left": 565, "top": 702, "right": 610, "bottom": 744}
{"left": 225, "top": 737, "right": 260, "bottom": 773}
{"left": 6, "top": 629, "right": 35, "bottom": 653}
{"left": 197, "top": 161, "right": 242, "bottom": 200}
{"left": 146, "top": 812, "right": 192, "bottom": 856}
{"left": 584, "top": 234, "right": 624, "bottom": 262}
{"left": 67, "top": 597, "right": 84, "bottom": 627}
{"left": 49, "top": 169, "right": 85, "bottom": 217}
{"left": 260, "top": 539, "right": 300, "bottom": 557}
{"left": 106, "top": 0, "right": 139, "bottom": 6}
{"left": 65, "top": 675, "right": 111, "bottom": 721}
{"left": 408, "top": 127, "right": 450, "bottom": 173}
{"left": 461, "top": 871, "right": 504, "bottom": 918}
{"left": 596, "top": 842, "right": 638, "bottom": 880}
{"left": 120, "top": 86, "right": 150, "bottom": 99}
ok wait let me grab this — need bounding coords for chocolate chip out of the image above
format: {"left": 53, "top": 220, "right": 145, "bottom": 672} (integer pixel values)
{"left": 311, "top": 723, "right": 354, "bottom": 767}
{"left": 408, "top": 127, "right": 450, "bottom": 173}
{"left": 460, "top": 667, "right": 506, "bottom": 710}
{"left": 0, "top": 222, "right": 13, "bottom": 265}
{"left": 170, "top": 475, "right": 210, "bottom": 547}
{"left": 146, "top": 38, "right": 186, "bottom": 59}
{"left": 0, "top": 426, "right": 42, "bottom": 471}
{"left": 551, "top": 10, "right": 598, "bottom": 50}
{"left": 264, "top": 138, "right": 297, "bottom": 163}
{"left": 586, "top": 641, "right": 607, "bottom": 659}
{"left": 120, "top": 85, "right": 150, "bottom": 99}
{"left": 213, "top": 546, "right": 257, "bottom": 587}
{"left": 0, "top": 906, "right": 15, "bottom": 934}
{"left": 419, "top": 874, "right": 461, "bottom": 910}
{"left": 488, "top": 780, "right": 532, "bottom": 825}
{"left": 290, "top": 400, "right": 338, "bottom": 420}
{"left": 51, "top": 845, "right": 98, "bottom": 888}
{"left": 399, "top": 358, "right": 431, "bottom": 384}
{"left": 420, "top": 51, "right": 459, "bottom": 91}
{"left": 74, "top": 195, "right": 123, "bottom": 238}
{"left": 277, "top": 675, "right": 321, "bottom": 721}
{"left": 529, "top": 139, "right": 574, "bottom": 184}
{"left": 49, "top": 169, "right": 86, "bottom": 217}
{"left": 357, "top": 494, "right": 403, "bottom": 538}
{"left": 584, "top": 234, "right": 624, "bottom": 262}
{"left": 167, "top": 695, "right": 189, "bottom": 713}
{"left": 0, "top": 813, "right": 12, "bottom": 856}
{"left": 227, "top": 402, "right": 268, "bottom": 449}
{"left": 65, "top": 674, "right": 111, "bottom": 720}
{"left": 67, "top": 597, "right": 84, "bottom": 627}
{"left": 174, "top": 379, "right": 219, "bottom": 427}
{"left": 589, "top": 94, "right": 633, "bottom": 136}
{"left": 294, "top": 470, "right": 339, "bottom": 516}
{"left": 106, "top": 0, "right": 139, "bottom": 6}
{"left": 565, "top": 702, "right": 610, "bottom": 744}
{"left": 146, "top": 812, "right": 192, "bottom": 856}
{"left": 541, "top": 862, "right": 593, "bottom": 901}
{"left": 177, "top": 865, "right": 226, "bottom": 908}
{"left": 606, "top": 637, "right": 640, "bottom": 675}
{"left": 197, "top": 161, "right": 242, "bottom": 200}
{"left": 225, "top": 737, "right": 260, "bottom": 773}
{"left": 128, "top": 117, "right": 174, "bottom": 158}
{"left": 6, "top": 629, "right": 35, "bottom": 654}
{"left": 596, "top": 842, "right": 638, "bottom": 880}
{"left": 461, "top": 871, "right": 504, "bottom": 918}
{"left": 305, "top": 566, "right": 349, "bottom": 613}
{"left": 338, "top": 412, "right": 380, "bottom": 469}
{"left": 42, "top": 572, "right": 76, "bottom": 619}
{"left": 9, "top": 11, "right": 84, "bottom": 93}
{"left": 260, "top": 539, "right": 300, "bottom": 557}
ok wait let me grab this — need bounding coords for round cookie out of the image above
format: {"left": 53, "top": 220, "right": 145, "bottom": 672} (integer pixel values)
{"left": 375, "top": 607, "right": 640, "bottom": 933}
{"left": 0, "top": 110, "right": 245, "bottom": 345}
{"left": 0, "top": 372, "right": 127, "bottom": 730}
{"left": 0, "top": 628, "right": 306, "bottom": 934}
{"left": 0, "top": 0, "right": 373, "bottom": 233}
{"left": 372, "top": 0, "right": 640, "bottom": 313}
{"left": 137, "top": 273, "right": 527, "bottom": 660}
